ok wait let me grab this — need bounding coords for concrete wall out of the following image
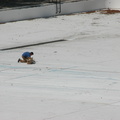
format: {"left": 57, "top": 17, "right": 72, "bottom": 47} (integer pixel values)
{"left": 0, "top": 0, "right": 106, "bottom": 23}
{"left": 0, "top": 0, "right": 120, "bottom": 23}
{"left": 0, "top": 5, "right": 56, "bottom": 23}
{"left": 61, "top": 0, "right": 106, "bottom": 14}
{"left": 106, "top": 0, "right": 120, "bottom": 9}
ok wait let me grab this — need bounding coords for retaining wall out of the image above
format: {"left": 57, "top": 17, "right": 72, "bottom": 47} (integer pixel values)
{"left": 106, "top": 0, "right": 120, "bottom": 9}
{"left": 0, "top": 0, "right": 120, "bottom": 23}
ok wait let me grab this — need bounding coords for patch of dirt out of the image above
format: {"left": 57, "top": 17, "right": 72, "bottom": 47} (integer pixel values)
{"left": 82, "top": 9, "right": 120, "bottom": 14}
{"left": 100, "top": 9, "right": 120, "bottom": 14}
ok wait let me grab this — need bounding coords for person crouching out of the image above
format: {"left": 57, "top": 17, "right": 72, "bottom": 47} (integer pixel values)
{"left": 18, "top": 52, "right": 34, "bottom": 64}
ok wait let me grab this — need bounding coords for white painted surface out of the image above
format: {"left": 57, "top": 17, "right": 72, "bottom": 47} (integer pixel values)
{"left": 0, "top": 12, "right": 120, "bottom": 120}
